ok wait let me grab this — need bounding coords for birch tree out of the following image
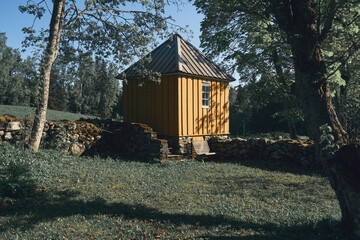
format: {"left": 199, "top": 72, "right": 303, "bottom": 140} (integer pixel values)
{"left": 20, "top": 0, "right": 179, "bottom": 152}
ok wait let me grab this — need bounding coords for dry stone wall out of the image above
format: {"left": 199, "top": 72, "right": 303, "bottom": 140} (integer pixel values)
{"left": 0, "top": 115, "right": 169, "bottom": 161}
{"left": 0, "top": 114, "right": 100, "bottom": 156}
{"left": 81, "top": 119, "right": 169, "bottom": 161}
{"left": 1, "top": 114, "right": 317, "bottom": 165}
{"left": 209, "top": 137, "right": 318, "bottom": 168}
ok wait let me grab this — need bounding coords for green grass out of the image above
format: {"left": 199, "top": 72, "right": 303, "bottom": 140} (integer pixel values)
{"left": 231, "top": 132, "right": 309, "bottom": 140}
{"left": 0, "top": 105, "right": 96, "bottom": 121}
{"left": 0, "top": 143, "right": 348, "bottom": 239}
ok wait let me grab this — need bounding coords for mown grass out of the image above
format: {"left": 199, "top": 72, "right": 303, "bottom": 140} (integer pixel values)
{"left": 0, "top": 104, "right": 96, "bottom": 121}
{"left": 0, "top": 143, "right": 348, "bottom": 239}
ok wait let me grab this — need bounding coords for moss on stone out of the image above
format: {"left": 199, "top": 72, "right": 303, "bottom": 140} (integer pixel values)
{"left": 0, "top": 115, "right": 7, "bottom": 124}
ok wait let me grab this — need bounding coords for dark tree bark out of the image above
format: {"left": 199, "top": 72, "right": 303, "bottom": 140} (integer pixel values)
{"left": 328, "top": 144, "right": 360, "bottom": 236}
{"left": 270, "top": 0, "right": 347, "bottom": 145}
{"left": 29, "top": 0, "right": 65, "bottom": 152}
{"left": 269, "top": 0, "right": 360, "bottom": 235}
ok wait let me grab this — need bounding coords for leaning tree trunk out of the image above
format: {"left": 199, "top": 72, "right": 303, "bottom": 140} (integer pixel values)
{"left": 29, "top": 0, "right": 65, "bottom": 153}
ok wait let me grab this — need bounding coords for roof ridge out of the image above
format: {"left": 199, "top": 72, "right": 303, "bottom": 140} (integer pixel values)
{"left": 177, "top": 35, "right": 235, "bottom": 81}
{"left": 118, "top": 33, "right": 235, "bottom": 81}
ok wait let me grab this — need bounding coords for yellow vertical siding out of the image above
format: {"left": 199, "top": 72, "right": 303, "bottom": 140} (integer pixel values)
{"left": 123, "top": 74, "right": 229, "bottom": 137}
{"left": 188, "top": 76, "right": 194, "bottom": 135}
{"left": 178, "top": 76, "right": 182, "bottom": 136}
{"left": 181, "top": 76, "right": 188, "bottom": 136}
{"left": 210, "top": 80, "right": 215, "bottom": 134}
{"left": 177, "top": 75, "right": 229, "bottom": 137}
{"left": 122, "top": 81, "right": 128, "bottom": 122}
{"left": 162, "top": 75, "right": 168, "bottom": 134}
{"left": 123, "top": 75, "right": 179, "bottom": 136}
{"left": 194, "top": 79, "right": 200, "bottom": 135}
{"left": 224, "top": 83, "right": 229, "bottom": 134}
{"left": 216, "top": 81, "right": 221, "bottom": 134}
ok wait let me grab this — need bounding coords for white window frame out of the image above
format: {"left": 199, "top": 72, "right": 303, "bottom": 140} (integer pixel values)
{"left": 202, "top": 82, "right": 210, "bottom": 108}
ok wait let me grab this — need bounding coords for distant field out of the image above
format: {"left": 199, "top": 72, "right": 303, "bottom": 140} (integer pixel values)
{"left": 0, "top": 105, "right": 96, "bottom": 122}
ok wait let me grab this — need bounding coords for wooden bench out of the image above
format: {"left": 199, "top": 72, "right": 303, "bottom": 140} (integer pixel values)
{"left": 192, "top": 140, "right": 216, "bottom": 161}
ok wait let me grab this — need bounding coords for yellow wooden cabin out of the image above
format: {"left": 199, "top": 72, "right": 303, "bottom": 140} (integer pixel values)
{"left": 119, "top": 34, "right": 235, "bottom": 143}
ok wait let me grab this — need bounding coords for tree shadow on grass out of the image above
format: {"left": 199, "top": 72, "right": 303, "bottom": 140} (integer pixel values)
{"left": 207, "top": 175, "right": 337, "bottom": 203}
{"left": 0, "top": 188, "right": 350, "bottom": 239}
{"left": 0, "top": 162, "right": 37, "bottom": 200}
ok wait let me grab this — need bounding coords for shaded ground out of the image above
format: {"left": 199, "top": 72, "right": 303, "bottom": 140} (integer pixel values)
{"left": 0, "top": 143, "right": 349, "bottom": 239}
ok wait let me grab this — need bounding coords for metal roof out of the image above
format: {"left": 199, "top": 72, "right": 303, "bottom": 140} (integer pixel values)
{"left": 119, "top": 34, "right": 235, "bottom": 81}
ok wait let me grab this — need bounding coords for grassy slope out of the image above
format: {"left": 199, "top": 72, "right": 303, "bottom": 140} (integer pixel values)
{"left": 0, "top": 105, "right": 96, "bottom": 121}
{"left": 0, "top": 144, "right": 348, "bottom": 240}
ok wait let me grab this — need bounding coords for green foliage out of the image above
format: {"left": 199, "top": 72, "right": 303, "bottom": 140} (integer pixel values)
{"left": 19, "top": 0, "right": 183, "bottom": 68}
{"left": 319, "top": 124, "right": 341, "bottom": 158}
{"left": 0, "top": 144, "right": 349, "bottom": 239}
{"left": 63, "top": 54, "right": 121, "bottom": 118}
{"left": 0, "top": 32, "right": 37, "bottom": 107}
{"left": 195, "top": 0, "right": 360, "bottom": 143}
{"left": 194, "top": 0, "right": 292, "bottom": 83}
{"left": 229, "top": 76, "right": 305, "bottom": 136}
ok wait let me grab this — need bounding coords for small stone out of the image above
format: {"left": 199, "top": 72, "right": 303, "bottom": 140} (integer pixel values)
{"left": 6, "top": 121, "right": 22, "bottom": 131}
{"left": 70, "top": 143, "right": 85, "bottom": 156}
{"left": 4, "top": 132, "right": 12, "bottom": 140}
{"left": 0, "top": 130, "right": 4, "bottom": 136}
{"left": 68, "top": 123, "right": 77, "bottom": 130}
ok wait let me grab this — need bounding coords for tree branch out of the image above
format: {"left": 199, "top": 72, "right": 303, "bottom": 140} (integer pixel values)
{"left": 318, "top": 0, "right": 347, "bottom": 43}
{"left": 328, "top": 41, "right": 359, "bottom": 78}
{"left": 63, "top": 5, "right": 148, "bottom": 29}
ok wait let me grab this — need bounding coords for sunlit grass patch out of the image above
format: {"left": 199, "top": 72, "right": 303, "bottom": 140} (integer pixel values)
{"left": 0, "top": 144, "right": 349, "bottom": 239}
{"left": 0, "top": 104, "right": 96, "bottom": 121}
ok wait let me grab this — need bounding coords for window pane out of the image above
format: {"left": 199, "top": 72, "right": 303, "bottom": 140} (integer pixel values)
{"left": 202, "top": 82, "right": 210, "bottom": 108}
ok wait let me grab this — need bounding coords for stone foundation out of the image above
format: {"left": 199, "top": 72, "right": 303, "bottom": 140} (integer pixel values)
{"left": 161, "top": 135, "right": 229, "bottom": 156}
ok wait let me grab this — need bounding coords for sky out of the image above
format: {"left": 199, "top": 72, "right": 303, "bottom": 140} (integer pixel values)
{"left": 0, "top": 1, "right": 238, "bottom": 84}
{"left": 0, "top": 1, "right": 203, "bottom": 56}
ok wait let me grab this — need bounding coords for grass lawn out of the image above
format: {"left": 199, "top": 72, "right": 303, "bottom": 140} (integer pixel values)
{"left": 0, "top": 143, "right": 348, "bottom": 239}
{"left": 0, "top": 105, "right": 96, "bottom": 121}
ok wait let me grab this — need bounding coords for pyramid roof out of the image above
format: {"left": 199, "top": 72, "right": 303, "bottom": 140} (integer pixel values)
{"left": 119, "top": 34, "right": 235, "bottom": 81}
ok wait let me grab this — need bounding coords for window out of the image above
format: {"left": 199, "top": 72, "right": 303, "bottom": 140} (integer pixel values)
{"left": 202, "top": 82, "right": 210, "bottom": 108}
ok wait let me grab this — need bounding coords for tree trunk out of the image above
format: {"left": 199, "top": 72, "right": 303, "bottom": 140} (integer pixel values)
{"left": 270, "top": 0, "right": 358, "bottom": 235}
{"left": 292, "top": 44, "right": 347, "bottom": 145}
{"left": 29, "top": 0, "right": 65, "bottom": 153}
{"left": 327, "top": 144, "right": 360, "bottom": 237}
{"left": 287, "top": 118, "right": 297, "bottom": 140}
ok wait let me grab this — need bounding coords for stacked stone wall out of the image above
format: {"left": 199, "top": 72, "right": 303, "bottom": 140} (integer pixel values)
{"left": 0, "top": 115, "right": 169, "bottom": 161}
{"left": 1, "top": 114, "right": 317, "bottom": 165}
{"left": 209, "top": 137, "right": 318, "bottom": 168}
